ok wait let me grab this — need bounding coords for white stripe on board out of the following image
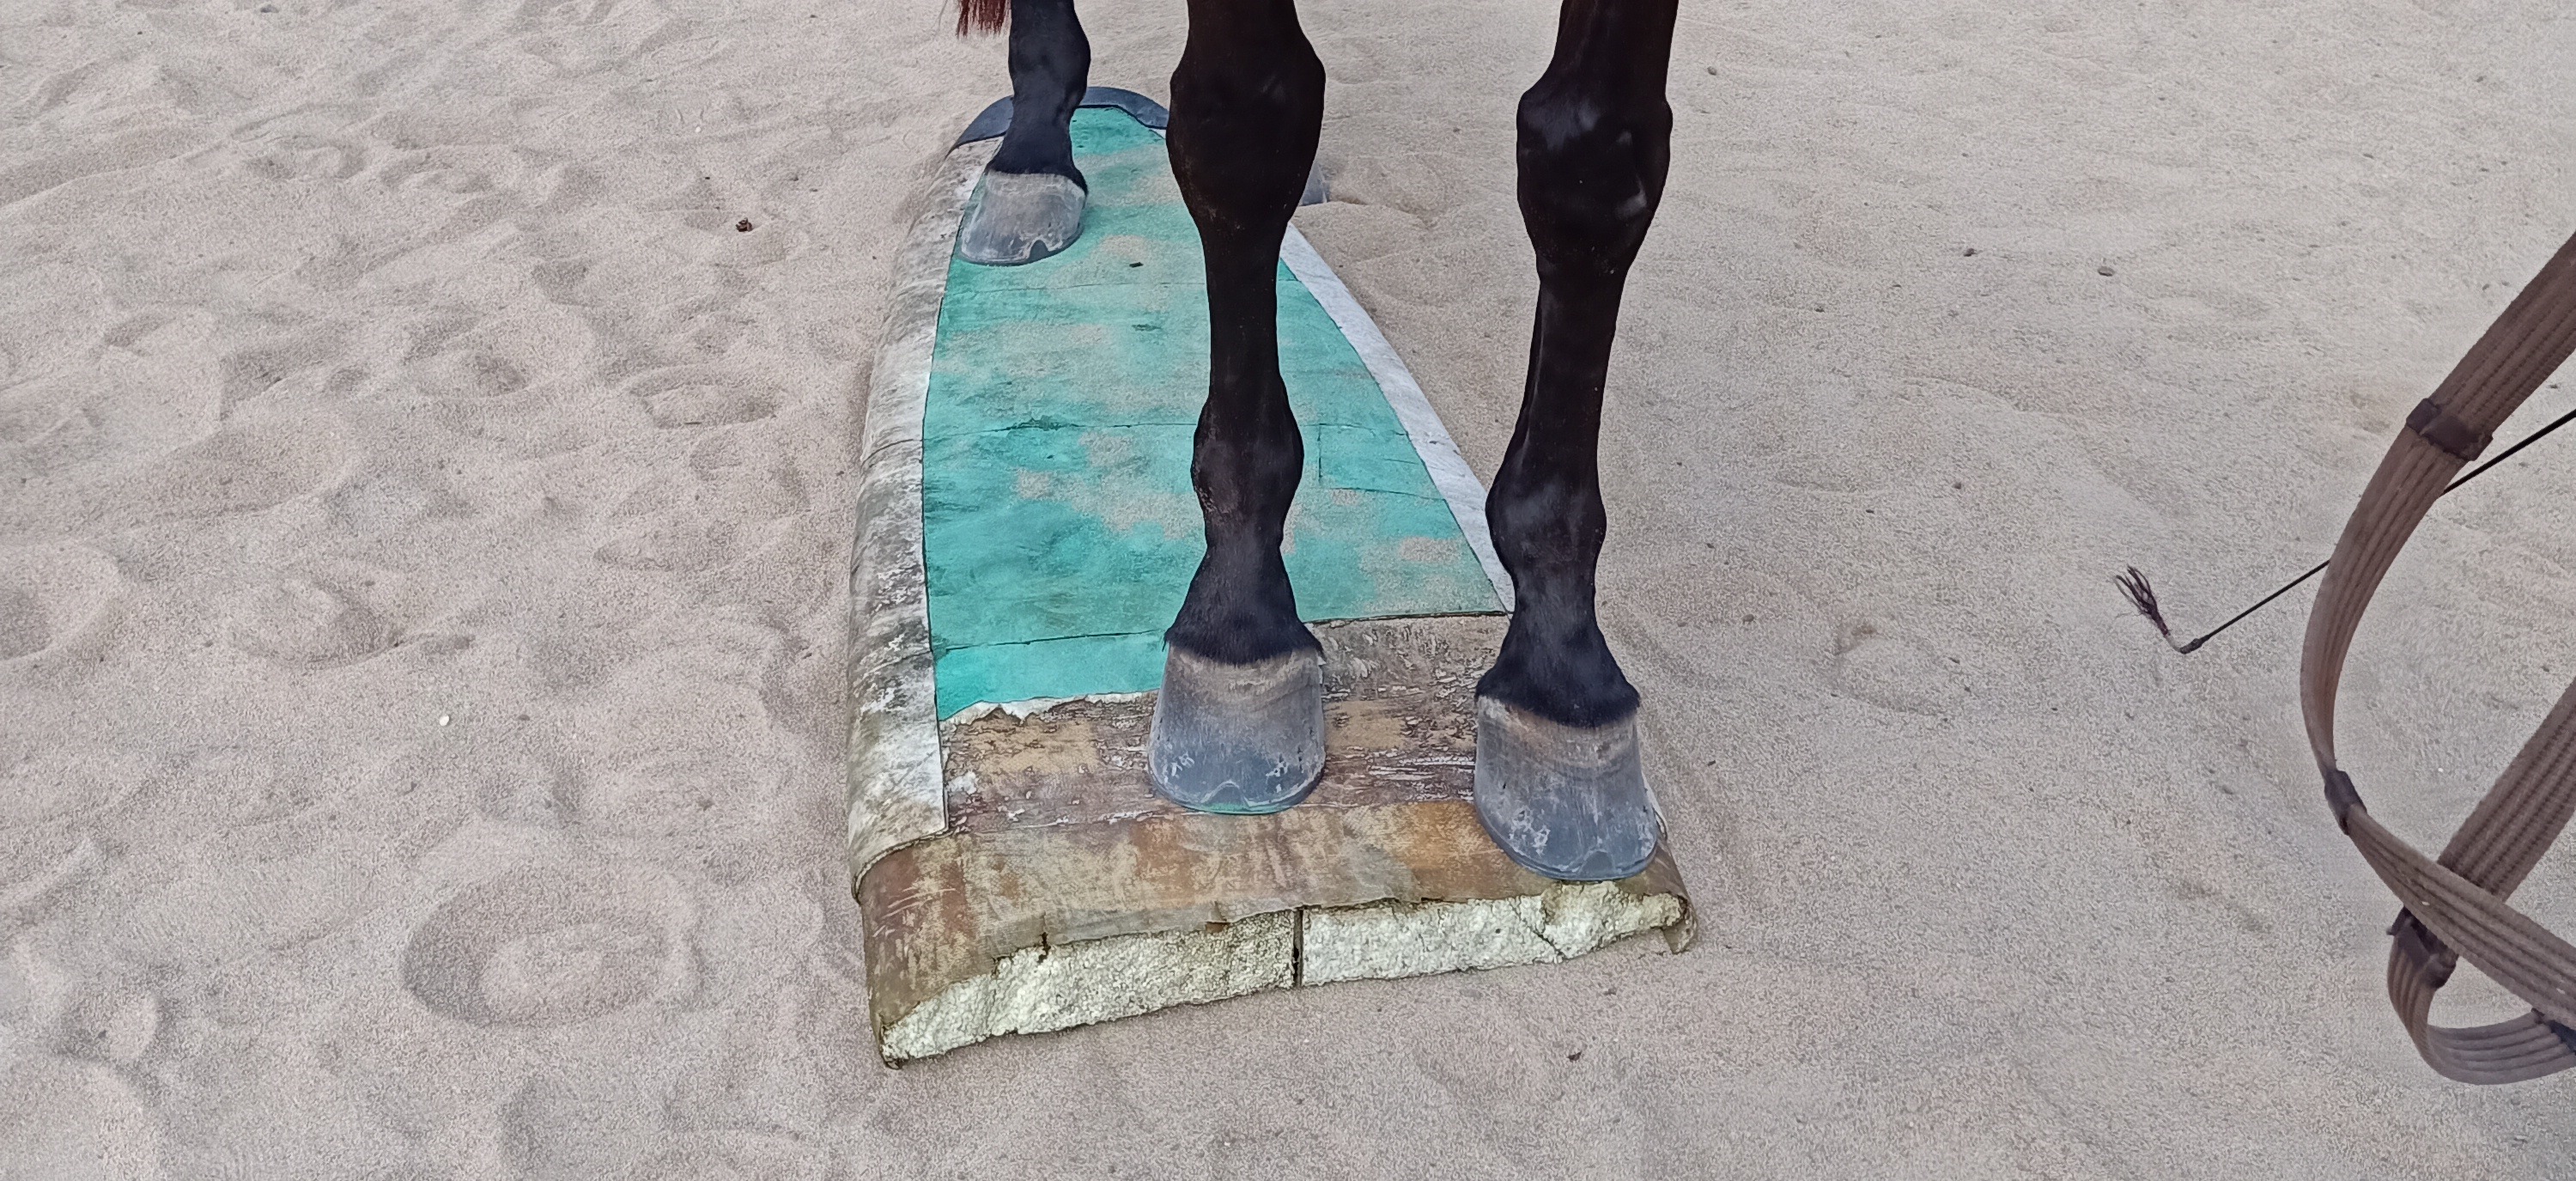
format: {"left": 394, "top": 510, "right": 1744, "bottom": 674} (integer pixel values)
{"left": 1280, "top": 225, "right": 1515, "bottom": 611}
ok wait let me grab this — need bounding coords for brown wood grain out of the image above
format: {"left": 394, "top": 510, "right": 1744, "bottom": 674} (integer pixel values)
{"left": 859, "top": 615, "right": 1692, "bottom": 1057}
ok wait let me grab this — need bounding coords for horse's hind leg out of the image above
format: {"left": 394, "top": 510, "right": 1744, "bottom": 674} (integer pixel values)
{"left": 1146, "top": 0, "right": 1328, "bottom": 813}
{"left": 957, "top": 0, "right": 1091, "bottom": 265}
{"left": 1474, "top": 0, "right": 1678, "bottom": 880}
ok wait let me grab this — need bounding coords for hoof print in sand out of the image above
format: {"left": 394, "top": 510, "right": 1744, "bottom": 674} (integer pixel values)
{"left": 380, "top": 740, "right": 577, "bottom": 829}
{"left": 1829, "top": 618, "right": 1956, "bottom": 716}
{"left": 401, "top": 864, "right": 690, "bottom": 1028}
{"left": 227, "top": 578, "right": 394, "bottom": 667}
{"left": 240, "top": 134, "right": 368, "bottom": 182}
{"left": 0, "top": 547, "right": 125, "bottom": 663}
{"left": 58, "top": 981, "right": 163, "bottom": 1065}
{"left": 577, "top": 748, "right": 803, "bottom": 882}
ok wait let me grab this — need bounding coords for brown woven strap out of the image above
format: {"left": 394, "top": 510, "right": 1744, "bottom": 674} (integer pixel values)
{"left": 2300, "top": 228, "right": 2576, "bottom": 1084}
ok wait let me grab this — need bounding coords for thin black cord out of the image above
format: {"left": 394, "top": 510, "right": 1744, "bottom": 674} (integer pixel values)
{"left": 2121, "top": 403, "right": 2576, "bottom": 654}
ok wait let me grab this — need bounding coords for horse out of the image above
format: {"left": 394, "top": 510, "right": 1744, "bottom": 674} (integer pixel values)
{"left": 950, "top": 0, "right": 1680, "bottom": 882}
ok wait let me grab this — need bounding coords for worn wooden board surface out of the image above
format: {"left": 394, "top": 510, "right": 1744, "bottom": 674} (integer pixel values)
{"left": 857, "top": 617, "right": 1693, "bottom": 1062}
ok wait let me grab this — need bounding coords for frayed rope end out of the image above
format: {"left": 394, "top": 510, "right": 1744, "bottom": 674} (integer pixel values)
{"left": 2116, "top": 566, "right": 2198, "bottom": 654}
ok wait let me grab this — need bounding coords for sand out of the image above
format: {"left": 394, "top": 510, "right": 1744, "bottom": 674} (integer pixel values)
{"left": 3, "top": 0, "right": 2573, "bottom": 1176}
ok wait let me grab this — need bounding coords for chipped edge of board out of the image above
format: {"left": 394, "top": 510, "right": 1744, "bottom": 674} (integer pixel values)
{"left": 878, "top": 883, "right": 1692, "bottom": 1063}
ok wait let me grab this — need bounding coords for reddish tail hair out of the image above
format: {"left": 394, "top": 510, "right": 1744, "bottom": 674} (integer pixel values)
{"left": 957, "top": 0, "right": 1007, "bottom": 34}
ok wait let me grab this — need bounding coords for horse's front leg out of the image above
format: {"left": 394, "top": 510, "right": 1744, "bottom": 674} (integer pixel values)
{"left": 1147, "top": 0, "right": 1328, "bottom": 813}
{"left": 957, "top": 0, "right": 1091, "bottom": 265}
{"left": 1475, "top": 0, "right": 1678, "bottom": 880}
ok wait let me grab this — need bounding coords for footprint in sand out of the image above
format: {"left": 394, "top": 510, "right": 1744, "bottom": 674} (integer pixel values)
{"left": 39, "top": 959, "right": 166, "bottom": 1068}
{"left": 239, "top": 134, "right": 369, "bottom": 183}
{"left": 628, "top": 367, "right": 779, "bottom": 429}
{"left": 497, "top": 1075, "right": 665, "bottom": 1176}
{"left": 0, "top": 588, "right": 46, "bottom": 661}
{"left": 0, "top": 826, "right": 105, "bottom": 916}
{"left": 400, "top": 861, "right": 692, "bottom": 1027}
{"left": 0, "top": 390, "right": 112, "bottom": 482}
{"left": 688, "top": 432, "right": 808, "bottom": 518}
{"left": 227, "top": 577, "right": 394, "bottom": 667}
{"left": 592, "top": 516, "right": 741, "bottom": 572}
{"left": 415, "top": 350, "right": 529, "bottom": 400}
{"left": 574, "top": 746, "right": 805, "bottom": 882}
{"left": 592, "top": 475, "right": 747, "bottom": 571}
{"left": 327, "top": 463, "right": 474, "bottom": 533}
{"left": 75, "top": 417, "right": 347, "bottom": 533}
{"left": 472, "top": 755, "right": 579, "bottom": 828}
{"left": 0, "top": 546, "right": 123, "bottom": 663}
{"left": 374, "top": 147, "right": 521, "bottom": 195}
{"left": 217, "top": 325, "right": 350, "bottom": 416}
{"left": 379, "top": 737, "right": 578, "bottom": 829}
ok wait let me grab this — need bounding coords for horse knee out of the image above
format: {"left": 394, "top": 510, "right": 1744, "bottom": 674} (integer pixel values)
{"left": 1169, "top": 8, "right": 1324, "bottom": 218}
{"left": 1514, "top": 83, "right": 1671, "bottom": 280}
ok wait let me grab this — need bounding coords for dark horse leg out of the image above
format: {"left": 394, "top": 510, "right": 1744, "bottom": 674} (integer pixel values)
{"left": 957, "top": 0, "right": 1091, "bottom": 265}
{"left": 1474, "top": 0, "right": 1678, "bottom": 880}
{"left": 1146, "top": 0, "right": 1329, "bottom": 813}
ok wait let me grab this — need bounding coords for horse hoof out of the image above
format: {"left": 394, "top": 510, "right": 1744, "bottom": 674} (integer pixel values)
{"left": 957, "top": 170, "right": 1084, "bottom": 265}
{"left": 1473, "top": 696, "right": 1661, "bottom": 881}
{"left": 1148, "top": 644, "right": 1326, "bottom": 814}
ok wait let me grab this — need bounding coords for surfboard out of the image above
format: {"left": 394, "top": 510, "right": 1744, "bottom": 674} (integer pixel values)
{"left": 848, "top": 92, "right": 1692, "bottom": 1063}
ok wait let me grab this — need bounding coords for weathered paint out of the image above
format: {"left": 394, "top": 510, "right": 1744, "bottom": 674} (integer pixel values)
{"left": 857, "top": 617, "right": 1695, "bottom": 1062}
{"left": 847, "top": 140, "right": 993, "bottom": 881}
{"left": 920, "top": 108, "right": 1501, "bottom": 717}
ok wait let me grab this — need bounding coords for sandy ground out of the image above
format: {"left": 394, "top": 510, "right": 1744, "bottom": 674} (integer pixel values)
{"left": 5, "top": 0, "right": 2575, "bottom": 1175}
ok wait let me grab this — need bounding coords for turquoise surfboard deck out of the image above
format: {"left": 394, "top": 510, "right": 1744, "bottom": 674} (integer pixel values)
{"left": 922, "top": 106, "right": 1504, "bottom": 717}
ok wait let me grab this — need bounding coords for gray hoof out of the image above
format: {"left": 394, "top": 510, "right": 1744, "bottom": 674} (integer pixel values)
{"left": 957, "top": 170, "right": 1085, "bottom": 265}
{"left": 1148, "top": 645, "right": 1326, "bottom": 814}
{"left": 1473, "top": 697, "right": 1661, "bottom": 881}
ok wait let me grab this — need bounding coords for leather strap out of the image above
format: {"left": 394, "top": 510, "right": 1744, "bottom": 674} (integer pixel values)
{"left": 2301, "top": 229, "right": 2576, "bottom": 1083}
{"left": 2404, "top": 398, "right": 2495, "bottom": 462}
